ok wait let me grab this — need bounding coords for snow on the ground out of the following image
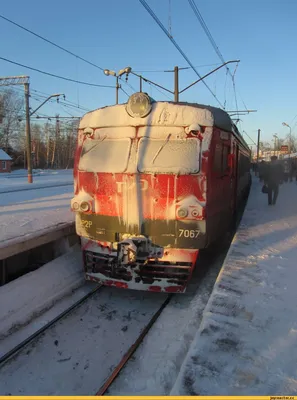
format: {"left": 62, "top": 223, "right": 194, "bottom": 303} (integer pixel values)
{"left": 0, "top": 169, "right": 73, "bottom": 193}
{"left": 0, "top": 245, "right": 85, "bottom": 348}
{"left": 0, "top": 184, "right": 74, "bottom": 244}
{"left": 106, "top": 248, "right": 226, "bottom": 396}
{"left": 171, "top": 178, "right": 297, "bottom": 396}
{"left": 0, "top": 288, "right": 167, "bottom": 395}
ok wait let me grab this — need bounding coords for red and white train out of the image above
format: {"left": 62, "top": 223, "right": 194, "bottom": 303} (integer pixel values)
{"left": 71, "top": 92, "right": 251, "bottom": 293}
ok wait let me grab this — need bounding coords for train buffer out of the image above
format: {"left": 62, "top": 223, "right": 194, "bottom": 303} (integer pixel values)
{"left": 171, "top": 177, "right": 297, "bottom": 395}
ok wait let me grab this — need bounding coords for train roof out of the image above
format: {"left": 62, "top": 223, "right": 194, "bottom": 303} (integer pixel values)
{"left": 79, "top": 100, "right": 249, "bottom": 151}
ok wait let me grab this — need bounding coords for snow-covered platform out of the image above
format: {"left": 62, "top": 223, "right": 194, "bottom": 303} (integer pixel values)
{"left": 172, "top": 178, "right": 297, "bottom": 395}
{"left": 0, "top": 245, "right": 96, "bottom": 359}
{"left": 0, "top": 171, "right": 74, "bottom": 260}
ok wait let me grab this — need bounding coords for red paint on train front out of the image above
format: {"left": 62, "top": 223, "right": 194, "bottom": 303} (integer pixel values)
{"left": 76, "top": 171, "right": 206, "bottom": 222}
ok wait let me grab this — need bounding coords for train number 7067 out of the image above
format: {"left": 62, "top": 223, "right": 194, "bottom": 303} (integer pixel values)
{"left": 178, "top": 229, "right": 200, "bottom": 238}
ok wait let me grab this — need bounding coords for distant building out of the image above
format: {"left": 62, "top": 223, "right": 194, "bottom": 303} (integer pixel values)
{"left": 0, "top": 149, "right": 12, "bottom": 173}
{"left": 252, "top": 149, "right": 289, "bottom": 162}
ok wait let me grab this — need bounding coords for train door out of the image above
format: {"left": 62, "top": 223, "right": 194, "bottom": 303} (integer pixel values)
{"left": 220, "top": 133, "right": 233, "bottom": 226}
{"left": 230, "top": 142, "right": 239, "bottom": 216}
{"left": 208, "top": 129, "right": 232, "bottom": 240}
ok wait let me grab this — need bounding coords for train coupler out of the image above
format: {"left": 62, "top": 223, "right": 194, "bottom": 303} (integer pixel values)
{"left": 115, "top": 235, "right": 164, "bottom": 266}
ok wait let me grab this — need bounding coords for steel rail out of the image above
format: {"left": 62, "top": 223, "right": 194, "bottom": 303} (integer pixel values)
{"left": 0, "top": 284, "right": 102, "bottom": 365}
{"left": 96, "top": 294, "right": 173, "bottom": 396}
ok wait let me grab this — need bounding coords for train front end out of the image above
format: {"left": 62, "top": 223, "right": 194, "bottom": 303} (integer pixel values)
{"left": 72, "top": 93, "right": 209, "bottom": 293}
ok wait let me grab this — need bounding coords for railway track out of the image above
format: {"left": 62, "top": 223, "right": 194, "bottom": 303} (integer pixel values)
{"left": 0, "top": 284, "right": 102, "bottom": 365}
{"left": 1, "top": 283, "right": 173, "bottom": 396}
{"left": 96, "top": 294, "right": 173, "bottom": 396}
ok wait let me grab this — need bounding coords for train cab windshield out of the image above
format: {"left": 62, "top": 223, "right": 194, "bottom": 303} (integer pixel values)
{"left": 137, "top": 137, "right": 200, "bottom": 174}
{"left": 78, "top": 135, "right": 200, "bottom": 174}
{"left": 78, "top": 138, "right": 131, "bottom": 173}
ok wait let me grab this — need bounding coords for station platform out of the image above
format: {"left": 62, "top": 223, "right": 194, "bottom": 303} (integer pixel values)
{"left": 171, "top": 178, "right": 297, "bottom": 395}
{"left": 0, "top": 184, "right": 74, "bottom": 249}
{"left": 0, "top": 180, "right": 75, "bottom": 284}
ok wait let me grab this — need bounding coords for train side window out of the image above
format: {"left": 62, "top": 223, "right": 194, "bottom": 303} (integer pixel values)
{"left": 214, "top": 144, "right": 222, "bottom": 172}
{"left": 222, "top": 145, "right": 230, "bottom": 172}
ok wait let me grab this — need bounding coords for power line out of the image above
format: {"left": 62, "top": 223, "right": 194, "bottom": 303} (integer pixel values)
{"left": 188, "top": 0, "right": 226, "bottom": 68}
{"left": 120, "top": 78, "right": 137, "bottom": 93}
{"left": 188, "top": 0, "right": 247, "bottom": 113}
{"left": 243, "top": 130, "right": 257, "bottom": 146}
{"left": 145, "top": 80, "right": 172, "bottom": 100}
{"left": 30, "top": 90, "right": 91, "bottom": 111}
{"left": 0, "top": 14, "right": 137, "bottom": 95}
{"left": 0, "top": 14, "right": 105, "bottom": 72}
{"left": 133, "top": 63, "right": 221, "bottom": 73}
{"left": 5, "top": 85, "right": 91, "bottom": 118}
{"left": 120, "top": 87, "right": 130, "bottom": 98}
{"left": 7, "top": 85, "right": 91, "bottom": 112}
{"left": 138, "top": 0, "right": 224, "bottom": 108}
{"left": 0, "top": 56, "right": 114, "bottom": 88}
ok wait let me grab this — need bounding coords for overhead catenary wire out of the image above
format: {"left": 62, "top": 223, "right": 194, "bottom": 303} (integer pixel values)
{"left": 188, "top": 0, "right": 227, "bottom": 67}
{"left": 187, "top": 0, "right": 247, "bottom": 113}
{"left": 138, "top": 0, "right": 224, "bottom": 108}
{"left": 3, "top": 86, "right": 89, "bottom": 121}
{"left": 242, "top": 130, "right": 257, "bottom": 146}
{"left": 133, "top": 63, "right": 221, "bottom": 73}
{"left": 0, "top": 14, "right": 105, "bottom": 72}
{"left": 3, "top": 85, "right": 86, "bottom": 110}
{"left": 145, "top": 80, "right": 172, "bottom": 100}
{"left": 120, "top": 87, "right": 130, "bottom": 98}
{"left": 0, "top": 56, "right": 114, "bottom": 88}
{"left": 0, "top": 14, "right": 138, "bottom": 95}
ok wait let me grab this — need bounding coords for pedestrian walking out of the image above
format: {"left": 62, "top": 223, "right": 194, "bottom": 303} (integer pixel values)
{"left": 264, "top": 156, "right": 283, "bottom": 205}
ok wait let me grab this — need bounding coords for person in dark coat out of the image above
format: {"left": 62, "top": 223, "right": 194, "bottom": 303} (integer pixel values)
{"left": 264, "top": 156, "right": 283, "bottom": 205}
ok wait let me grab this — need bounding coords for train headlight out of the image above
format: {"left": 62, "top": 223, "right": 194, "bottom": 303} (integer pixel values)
{"left": 80, "top": 201, "right": 90, "bottom": 212}
{"left": 177, "top": 208, "right": 188, "bottom": 218}
{"left": 191, "top": 209, "right": 199, "bottom": 218}
{"left": 72, "top": 202, "right": 79, "bottom": 211}
{"left": 126, "top": 92, "right": 152, "bottom": 118}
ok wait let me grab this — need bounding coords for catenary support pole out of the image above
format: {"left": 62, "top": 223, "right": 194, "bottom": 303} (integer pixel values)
{"left": 24, "top": 82, "right": 32, "bottom": 183}
{"left": 174, "top": 66, "right": 179, "bottom": 102}
{"left": 256, "top": 129, "right": 261, "bottom": 165}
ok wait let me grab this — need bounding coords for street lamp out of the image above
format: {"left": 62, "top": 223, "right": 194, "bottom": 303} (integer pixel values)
{"left": 282, "top": 122, "right": 292, "bottom": 156}
{"left": 104, "top": 67, "right": 132, "bottom": 104}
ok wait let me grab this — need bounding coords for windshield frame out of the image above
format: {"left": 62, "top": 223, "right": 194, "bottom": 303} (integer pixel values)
{"left": 136, "top": 136, "right": 201, "bottom": 175}
{"left": 78, "top": 137, "right": 132, "bottom": 173}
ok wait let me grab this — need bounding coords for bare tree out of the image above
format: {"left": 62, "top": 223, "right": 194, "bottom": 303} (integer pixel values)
{"left": 0, "top": 88, "right": 24, "bottom": 152}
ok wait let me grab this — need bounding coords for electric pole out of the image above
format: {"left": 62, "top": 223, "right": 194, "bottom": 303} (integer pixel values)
{"left": 116, "top": 77, "right": 119, "bottom": 105}
{"left": 56, "top": 114, "right": 60, "bottom": 168}
{"left": 24, "top": 82, "right": 32, "bottom": 183}
{"left": 0, "top": 76, "right": 33, "bottom": 183}
{"left": 256, "top": 129, "right": 261, "bottom": 164}
{"left": 174, "top": 66, "right": 179, "bottom": 102}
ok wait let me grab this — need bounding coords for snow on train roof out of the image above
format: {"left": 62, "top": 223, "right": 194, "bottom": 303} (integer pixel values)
{"left": 79, "top": 101, "right": 234, "bottom": 132}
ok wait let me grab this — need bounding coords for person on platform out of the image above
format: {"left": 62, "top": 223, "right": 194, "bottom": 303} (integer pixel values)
{"left": 264, "top": 156, "right": 283, "bottom": 205}
{"left": 258, "top": 160, "right": 266, "bottom": 182}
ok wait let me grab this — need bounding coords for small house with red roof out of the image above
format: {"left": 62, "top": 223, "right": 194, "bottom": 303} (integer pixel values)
{"left": 0, "top": 149, "right": 12, "bottom": 173}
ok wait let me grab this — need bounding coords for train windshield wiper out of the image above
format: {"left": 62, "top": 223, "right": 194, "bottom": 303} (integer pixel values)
{"left": 152, "top": 134, "right": 172, "bottom": 164}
